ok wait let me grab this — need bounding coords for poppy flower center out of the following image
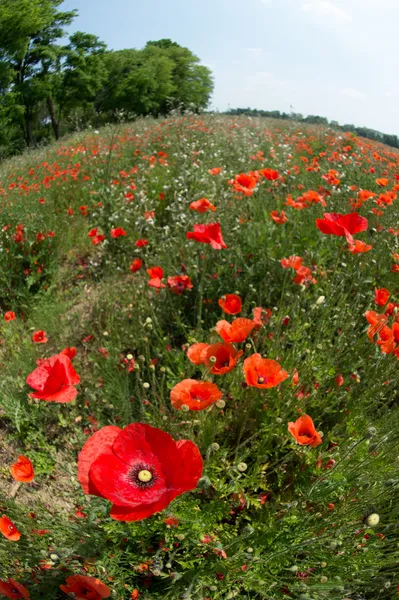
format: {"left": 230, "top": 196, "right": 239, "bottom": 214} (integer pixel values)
{"left": 138, "top": 469, "right": 153, "bottom": 483}
{"left": 129, "top": 464, "right": 156, "bottom": 488}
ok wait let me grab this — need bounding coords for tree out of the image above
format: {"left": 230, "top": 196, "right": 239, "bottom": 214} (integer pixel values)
{"left": 0, "top": 0, "right": 77, "bottom": 144}
{"left": 146, "top": 40, "right": 213, "bottom": 110}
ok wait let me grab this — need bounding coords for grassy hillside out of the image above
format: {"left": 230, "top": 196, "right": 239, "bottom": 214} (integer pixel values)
{"left": 0, "top": 115, "right": 399, "bottom": 600}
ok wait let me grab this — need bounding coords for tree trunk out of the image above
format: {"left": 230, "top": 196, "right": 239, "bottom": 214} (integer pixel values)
{"left": 24, "top": 110, "right": 36, "bottom": 147}
{"left": 47, "top": 95, "right": 60, "bottom": 140}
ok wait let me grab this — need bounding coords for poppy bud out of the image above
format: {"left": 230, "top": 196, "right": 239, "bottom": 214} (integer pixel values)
{"left": 237, "top": 462, "right": 247, "bottom": 472}
{"left": 216, "top": 400, "right": 225, "bottom": 409}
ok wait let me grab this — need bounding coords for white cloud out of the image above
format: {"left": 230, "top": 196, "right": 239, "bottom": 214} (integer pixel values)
{"left": 301, "top": 1, "right": 351, "bottom": 21}
{"left": 259, "top": 0, "right": 273, "bottom": 4}
{"left": 255, "top": 71, "right": 273, "bottom": 78}
{"left": 340, "top": 88, "right": 367, "bottom": 100}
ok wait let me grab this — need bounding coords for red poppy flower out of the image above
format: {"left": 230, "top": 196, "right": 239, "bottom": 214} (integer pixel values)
{"left": 187, "top": 343, "right": 209, "bottom": 365}
{"left": 110, "top": 227, "right": 126, "bottom": 239}
{"left": 190, "top": 198, "right": 216, "bottom": 213}
{"left": 10, "top": 456, "right": 34, "bottom": 483}
{"left": 243, "top": 354, "right": 288, "bottom": 388}
{"left": 136, "top": 239, "right": 149, "bottom": 248}
{"left": 186, "top": 223, "right": 227, "bottom": 250}
{"left": 374, "top": 288, "right": 390, "bottom": 306}
{"left": 0, "top": 578, "right": 30, "bottom": 599}
{"left": 26, "top": 352, "right": 80, "bottom": 403}
{"left": 147, "top": 266, "right": 165, "bottom": 289}
{"left": 218, "top": 294, "right": 242, "bottom": 315}
{"left": 252, "top": 307, "right": 272, "bottom": 328}
{"left": 364, "top": 310, "right": 388, "bottom": 341}
{"left": 259, "top": 168, "right": 279, "bottom": 181}
{"left": 216, "top": 318, "right": 255, "bottom": 343}
{"left": 292, "top": 265, "right": 316, "bottom": 285}
{"left": 4, "top": 311, "right": 16, "bottom": 322}
{"left": 31, "top": 330, "right": 48, "bottom": 344}
{"left": 130, "top": 258, "right": 142, "bottom": 273}
{"left": 376, "top": 178, "right": 388, "bottom": 187}
{"left": 270, "top": 210, "right": 288, "bottom": 224}
{"left": 348, "top": 240, "right": 372, "bottom": 254}
{"left": 288, "top": 415, "right": 322, "bottom": 448}
{"left": 167, "top": 275, "right": 193, "bottom": 294}
{"left": 0, "top": 515, "right": 21, "bottom": 541}
{"left": 88, "top": 228, "right": 98, "bottom": 238}
{"left": 204, "top": 343, "right": 243, "bottom": 375}
{"left": 60, "top": 346, "right": 77, "bottom": 360}
{"left": 209, "top": 167, "right": 222, "bottom": 175}
{"left": 280, "top": 256, "right": 302, "bottom": 270}
{"left": 170, "top": 380, "right": 222, "bottom": 410}
{"left": 231, "top": 173, "right": 257, "bottom": 196}
{"left": 316, "top": 212, "right": 368, "bottom": 245}
{"left": 78, "top": 423, "right": 203, "bottom": 521}
{"left": 92, "top": 235, "right": 106, "bottom": 245}
{"left": 60, "top": 575, "right": 110, "bottom": 599}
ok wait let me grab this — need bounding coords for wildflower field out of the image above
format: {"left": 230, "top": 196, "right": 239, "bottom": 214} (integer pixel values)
{"left": 1, "top": 114, "right": 399, "bottom": 600}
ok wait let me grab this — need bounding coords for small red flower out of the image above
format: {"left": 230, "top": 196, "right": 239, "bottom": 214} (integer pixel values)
{"left": 243, "top": 354, "right": 288, "bottom": 388}
{"left": 218, "top": 294, "right": 242, "bottom": 315}
{"left": 186, "top": 343, "right": 209, "bottom": 365}
{"left": 348, "top": 240, "right": 372, "bottom": 254}
{"left": 4, "top": 311, "right": 16, "bottom": 322}
{"left": 288, "top": 415, "right": 322, "bottom": 448}
{"left": 136, "top": 239, "right": 149, "bottom": 248}
{"left": 110, "top": 227, "right": 126, "bottom": 238}
{"left": 31, "top": 330, "right": 48, "bottom": 344}
{"left": 190, "top": 198, "right": 216, "bottom": 213}
{"left": 186, "top": 223, "right": 227, "bottom": 250}
{"left": 130, "top": 258, "right": 143, "bottom": 273}
{"left": 78, "top": 423, "right": 203, "bottom": 521}
{"left": 0, "top": 515, "right": 21, "bottom": 541}
{"left": 259, "top": 168, "right": 279, "bottom": 181}
{"left": 10, "top": 456, "right": 34, "bottom": 483}
{"left": 215, "top": 318, "right": 255, "bottom": 343}
{"left": 26, "top": 352, "right": 80, "bottom": 403}
{"left": 316, "top": 212, "right": 368, "bottom": 245}
{"left": 60, "top": 575, "right": 110, "bottom": 599}
{"left": 167, "top": 275, "right": 193, "bottom": 294}
{"left": 270, "top": 210, "right": 288, "bottom": 224}
{"left": 0, "top": 578, "right": 30, "bottom": 599}
{"left": 204, "top": 343, "right": 243, "bottom": 375}
{"left": 374, "top": 288, "right": 390, "bottom": 306}
{"left": 170, "top": 379, "right": 222, "bottom": 411}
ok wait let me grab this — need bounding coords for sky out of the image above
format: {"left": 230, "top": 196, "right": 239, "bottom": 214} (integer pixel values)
{"left": 61, "top": 0, "right": 399, "bottom": 134}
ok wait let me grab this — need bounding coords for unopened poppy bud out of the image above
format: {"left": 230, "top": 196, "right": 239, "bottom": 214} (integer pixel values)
{"left": 103, "top": 331, "right": 109, "bottom": 336}
{"left": 152, "top": 569, "right": 161, "bottom": 576}
{"left": 216, "top": 399, "right": 225, "bottom": 409}
{"left": 139, "top": 355, "right": 145, "bottom": 362}
{"left": 246, "top": 547, "right": 253, "bottom": 553}
{"left": 366, "top": 426, "right": 377, "bottom": 438}
{"left": 126, "top": 353, "right": 133, "bottom": 360}
{"left": 366, "top": 513, "right": 380, "bottom": 527}
{"left": 145, "top": 317, "right": 152, "bottom": 324}
{"left": 143, "top": 382, "right": 150, "bottom": 389}
{"left": 289, "top": 565, "right": 299, "bottom": 572}
{"left": 181, "top": 404, "right": 190, "bottom": 412}
{"left": 176, "top": 533, "right": 185, "bottom": 540}
{"left": 237, "top": 462, "right": 247, "bottom": 472}
{"left": 321, "top": 562, "right": 327, "bottom": 568}
{"left": 320, "top": 576, "right": 328, "bottom": 583}
{"left": 160, "top": 366, "right": 166, "bottom": 373}
{"left": 149, "top": 364, "right": 155, "bottom": 370}
{"left": 316, "top": 295, "right": 326, "bottom": 305}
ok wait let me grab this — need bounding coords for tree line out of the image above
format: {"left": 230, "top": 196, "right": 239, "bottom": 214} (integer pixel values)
{"left": 0, "top": 0, "right": 213, "bottom": 158}
{"left": 226, "top": 108, "right": 399, "bottom": 151}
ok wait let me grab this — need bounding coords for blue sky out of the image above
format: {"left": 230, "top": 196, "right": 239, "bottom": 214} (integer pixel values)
{"left": 61, "top": 0, "right": 399, "bottom": 134}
